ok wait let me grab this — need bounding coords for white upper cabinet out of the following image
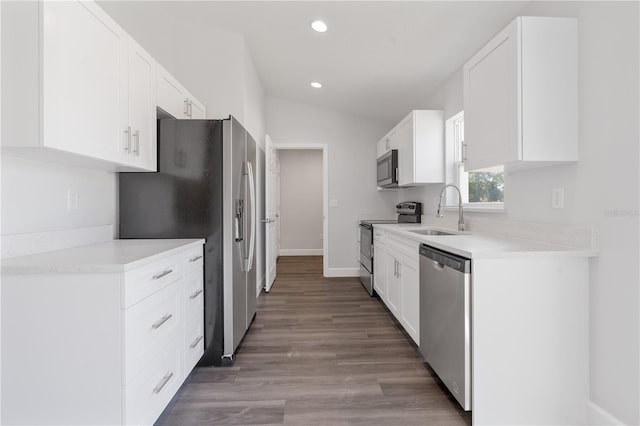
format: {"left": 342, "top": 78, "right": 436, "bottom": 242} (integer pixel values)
{"left": 463, "top": 17, "right": 578, "bottom": 171}
{"left": 377, "top": 110, "right": 444, "bottom": 187}
{"left": 157, "top": 65, "right": 206, "bottom": 119}
{"left": 1, "top": 1, "right": 157, "bottom": 171}
{"left": 127, "top": 37, "right": 157, "bottom": 171}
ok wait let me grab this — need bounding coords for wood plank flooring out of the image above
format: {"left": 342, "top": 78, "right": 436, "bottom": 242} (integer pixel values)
{"left": 156, "top": 256, "right": 471, "bottom": 425}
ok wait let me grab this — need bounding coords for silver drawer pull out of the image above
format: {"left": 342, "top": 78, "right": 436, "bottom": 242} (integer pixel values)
{"left": 152, "top": 269, "right": 173, "bottom": 280}
{"left": 153, "top": 372, "right": 174, "bottom": 394}
{"left": 189, "top": 335, "right": 204, "bottom": 349}
{"left": 151, "top": 314, "right": 173, "bottom": 330}
{"left": 189, "top": 289, "right": 203, "bottom": 300}
{"left": 189, "top": 255, "right": 203, "bottom": 263}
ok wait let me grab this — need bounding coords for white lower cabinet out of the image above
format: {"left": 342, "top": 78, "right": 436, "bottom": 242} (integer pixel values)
{"left": 1, "top": 240, "right": 204, "bottom": 425}
{"left": 373, "top": 229, "right": 420, "bottom": 345}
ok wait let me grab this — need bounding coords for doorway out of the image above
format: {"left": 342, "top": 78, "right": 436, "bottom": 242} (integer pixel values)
{"left": 264, "top": 139, "right": 328, "bottom": 291}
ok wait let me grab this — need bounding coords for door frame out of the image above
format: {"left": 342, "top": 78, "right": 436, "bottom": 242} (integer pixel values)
{"left": 271, "top": 143, "right": 329, "bottom": 278}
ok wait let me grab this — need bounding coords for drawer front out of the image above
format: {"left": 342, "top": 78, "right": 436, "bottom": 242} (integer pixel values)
{"left": 124, "top": 254, "right": 182, "bottom": 309}
{"left": 125, "top": 343, "right": 182, "bottom": 426}
{"left": 183, "top": 246, "right": 204, "bottom": 275}
{"left": 184, "top": 317, "right": 204, "bottom": 377}
{"left": 387, "top": 235, "right": 419, "bottom": 261}
{"left": 184, "top": 269, "right": 204, "bottom": 318}
{"left": 125, "top": 281, "right": 182, "bottom": 384}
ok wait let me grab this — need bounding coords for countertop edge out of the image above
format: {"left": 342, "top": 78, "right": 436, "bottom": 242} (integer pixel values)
{"left": 373, "top": 224, "right": 599, "bottom": 259}
{"left": 1, "top": 239, "right": 206, "bottom": 275}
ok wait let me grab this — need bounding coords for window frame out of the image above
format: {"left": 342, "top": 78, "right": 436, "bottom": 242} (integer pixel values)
{"left": 444, "top": 111, "right": 505, "bottom": 212}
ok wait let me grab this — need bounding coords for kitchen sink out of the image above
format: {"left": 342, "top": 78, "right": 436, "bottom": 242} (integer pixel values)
{"left": 409, "top": 229, "right": 457, "bottom": 236}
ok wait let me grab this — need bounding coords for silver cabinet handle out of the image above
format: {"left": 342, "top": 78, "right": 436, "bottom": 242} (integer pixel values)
{"left": 124, "top": 126, "right": 131, "bottom": 152}
{"left": 189, "top": 289, "right": 203, "bottom": 300}
{"left": 188, "top": 100, "right": 193, "bottom": 118}
{"left": 132, "top": 130, "right": 140, "bottom": 156}
{"left": 189, "top": 255, "right": 202, "bottom": 263}
{"left": 397, "top": 261, "right": 401, "bottom": 278}
{"left": 184, "top": 99, "right": 189, "bottom": 116}
{"left": 189, "top": 335, "right": 204, "bottom": 349}
{"left": 151, "top": 313, "right": 173, "bottom": 330}
{"left": 153, "top": 372, "right": 174, "bottom": 394}
{"left": 462, "top": 142, "right": 468, "bottom": 162}
{"left": 393, "top": 259, "right": 397, "bottom": 277}
{"left": 152, "top": 269, "right": 173, "bottom": 280}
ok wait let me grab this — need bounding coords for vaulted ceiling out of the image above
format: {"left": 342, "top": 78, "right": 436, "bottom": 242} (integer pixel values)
{"left": 108, "top": 1, "right": 531, "bottom": 122}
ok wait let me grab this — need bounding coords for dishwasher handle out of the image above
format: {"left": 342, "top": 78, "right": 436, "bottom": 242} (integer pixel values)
{"left": 419, "top": 244, "right": 471, "bottom": 274}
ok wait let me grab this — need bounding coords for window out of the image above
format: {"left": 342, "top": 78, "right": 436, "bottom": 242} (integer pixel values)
{"left": 446, "top": 112, "right": 504, "bottom": 209}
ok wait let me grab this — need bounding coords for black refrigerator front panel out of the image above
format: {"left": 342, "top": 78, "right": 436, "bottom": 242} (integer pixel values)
{"left": 119, "top": 119, "right": 224, "bottom": 366}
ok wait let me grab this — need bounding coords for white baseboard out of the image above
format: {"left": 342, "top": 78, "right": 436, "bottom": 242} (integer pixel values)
{"left": 324, "top": 267, "right": 360, "bottom": 278}
{"left": 279, "top": 249, "right": 323, "bottom": 256}
{"left": 588, "top": 400, "right": 626, "bottom": 425}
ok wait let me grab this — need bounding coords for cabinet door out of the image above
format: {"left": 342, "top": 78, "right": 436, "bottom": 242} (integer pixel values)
{"left": 128, "top": 37, "right": 157, "bottom": 171}
{"left": 399, "top": 254, "right": 420, "bottom": 344}
{"left": 42, "top": 1, "right": 128, "bottom": 163}
{"left": 463, "top": 20, "right": 519, "bottom": 171}
{"left": 189, "top": 96, "right": 206, "bottom": 119}
{"left": 395, "top": 117, "right": 414, "bottom": 186}
{"left": 373, "top": 242, "right": 387, "bottom": 299}
{"left": 386, "top": 254, "right": 401, "bottom": 320}
{"left": 157, "top": 64, "right": 189, "bottom": 119}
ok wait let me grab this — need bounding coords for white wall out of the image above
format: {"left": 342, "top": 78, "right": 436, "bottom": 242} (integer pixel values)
{"left": 266, "top": 97, "right": 397, "bottom": 273}
{"left": 1, "top": 156, "right": 116, "bottom": 236}
{"left": 278, "top": 150, "right": 323, "bottom": 254}
{"left": 399, "top": 2, "right": 639, "bottom": 423}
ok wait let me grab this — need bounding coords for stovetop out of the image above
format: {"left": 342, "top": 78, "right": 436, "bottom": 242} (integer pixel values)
{"left": 360, "top": 219, "right": 399, "bottom": 226}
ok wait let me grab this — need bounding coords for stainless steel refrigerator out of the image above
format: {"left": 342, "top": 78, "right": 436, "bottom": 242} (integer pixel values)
{"left": 119, "top": 115, "right": 257, "bottom": 366}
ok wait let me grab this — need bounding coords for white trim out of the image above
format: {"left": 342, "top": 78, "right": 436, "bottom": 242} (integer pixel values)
{"left": 444, "top": 202, "right": 505, "bottom": 213}
{"left": 587, "top": 400, "right": 626, "bottom": 425}
{"left": 279, "top": 249, "right": 323, "bottom": 256}
{"left": 324, "top": 267, "right": 360, "bottom": 278}
{"left": 272, "top": 143, "right": 329, "bottom": 278}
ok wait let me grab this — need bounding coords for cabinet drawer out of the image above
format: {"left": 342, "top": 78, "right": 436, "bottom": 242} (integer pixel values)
{"left": 387, "top": 235, "right": 419, "bottom": 260}
{"left": 123, "top": 254, "right": 181, "bottom": 309}
{"left": 183, "top": 246, "right": 204, "bottom": 275}
{"left": 184, "top": 318, "right": 204, "bottom": 376}
{"left": 184, "top": 269, "right": 204, "bottom": 317}
{"left": 125, "top": 343, "right": 182, "bottom": 426}
{"left": 124, "top": 281, "right": 182, "bottom": 383}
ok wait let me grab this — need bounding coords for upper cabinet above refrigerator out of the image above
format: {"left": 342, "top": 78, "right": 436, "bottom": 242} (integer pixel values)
{"left": 377, "top": 110, "right": 444, "bottom": 188}
{"left": 157, "top": 64, "right": 206, "bottom": 120}
{"left": 463, "top": 16, "right": 578, "bottom": 172}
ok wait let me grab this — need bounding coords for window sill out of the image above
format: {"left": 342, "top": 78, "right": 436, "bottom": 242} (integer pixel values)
{"left": 443, "top": 203, "right": 504, "bottom": 213}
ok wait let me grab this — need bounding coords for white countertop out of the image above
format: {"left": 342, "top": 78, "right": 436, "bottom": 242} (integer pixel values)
{"left": 374, "top": 224, "right": 598, "bottom": 259}
{"left": 1, "top": 239, "right": 205, "bottom": 274}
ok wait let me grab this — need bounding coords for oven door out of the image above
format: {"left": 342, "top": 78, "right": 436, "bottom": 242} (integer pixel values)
{"left": 377, "top": 150, "right": 398, "bottom": 187}
{"left": 359, "top": 224, "right": 373, "bottom": 270}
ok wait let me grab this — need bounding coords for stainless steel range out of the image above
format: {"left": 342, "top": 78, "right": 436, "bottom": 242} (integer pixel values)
{"left": 358, "top": 202, "right": 422, "bottom": 295}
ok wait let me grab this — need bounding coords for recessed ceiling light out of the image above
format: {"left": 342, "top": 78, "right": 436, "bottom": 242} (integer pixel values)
{"left": 310, "top": 82, "right": 323, "bottom": 89}
{"left": 311, "top": 20, "right": 328, "bottom": 33}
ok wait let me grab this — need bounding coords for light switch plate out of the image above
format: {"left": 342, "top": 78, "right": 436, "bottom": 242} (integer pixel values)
{"left": 551, "top": 188, "right": 564, "bottom": 209}
{"left": 67, "top": 190, "right": 78, "bottom": 211}
{"left": 329, "top": 199, "right": 338, "bottom": 208}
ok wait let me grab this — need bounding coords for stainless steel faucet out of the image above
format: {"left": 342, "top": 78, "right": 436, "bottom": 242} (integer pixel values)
{"left": 436, "top": 184, "right": 465, "bottom": 232}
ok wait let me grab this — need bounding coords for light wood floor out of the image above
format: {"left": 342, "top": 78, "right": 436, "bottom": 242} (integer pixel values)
{"left": 156, "top": 256, "right": 471, "bottom": 425}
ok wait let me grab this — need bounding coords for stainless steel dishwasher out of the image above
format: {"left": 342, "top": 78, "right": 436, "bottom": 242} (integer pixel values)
{"left": 419, "top": 244, "right": 472, "bottom": 411}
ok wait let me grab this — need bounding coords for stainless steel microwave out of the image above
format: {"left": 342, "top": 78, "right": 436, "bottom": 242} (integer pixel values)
{"left": 377, "top": 150, "right": 398, "bottom": 187}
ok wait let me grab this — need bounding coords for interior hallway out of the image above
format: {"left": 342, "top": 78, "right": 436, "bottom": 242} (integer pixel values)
{"left": 157, "top": 256, "right": 471, "bottom": 425}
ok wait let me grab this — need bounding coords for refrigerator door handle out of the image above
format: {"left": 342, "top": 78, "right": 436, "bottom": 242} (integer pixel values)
{"left": 234, "top": 199, "right": 244, "bottom": 242}
{"left": 246, "top": 161, "right": 256, "bottom": 272}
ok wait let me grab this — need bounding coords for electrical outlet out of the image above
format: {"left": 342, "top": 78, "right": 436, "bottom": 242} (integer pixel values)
{"left": 67, "top": 190, "right": 78, "bottom": 211}
{"left": 551, "top": 188, "right": 564, "bottom": 209}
